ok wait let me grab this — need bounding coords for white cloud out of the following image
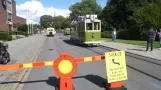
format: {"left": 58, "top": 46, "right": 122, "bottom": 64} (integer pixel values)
{"left": 16, "top": 0, "right": 71, "bottom": 24}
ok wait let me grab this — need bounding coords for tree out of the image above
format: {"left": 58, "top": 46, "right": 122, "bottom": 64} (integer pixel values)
{"left": 101, "top": 0, "right": 161, "bottom": 40}
{"left": 69, "top": 0, "right": 102, "bottom": 20}
{"left": 39, "top": 14, "right": 70, "bottom": 29}
{"left": 40, "top": 15, "right": 53, "bottom": 28}
{"left": 53, "top": 16, "right": 70, "bottom": 29}
{"left": 33, "top": 24, "right": 42, "bottom": 30}
{"left": 17, "top": 24, "right": 28, "bottom": 32}
{"left": 133, "top": 3, "right": 161, "bottom": 29}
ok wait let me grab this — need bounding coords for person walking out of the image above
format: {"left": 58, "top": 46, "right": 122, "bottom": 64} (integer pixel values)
{"left": 157, "top": 29, "right": 161, "bottom": 49}
{"left": 112, "top": 29, "right": 117, "bottom": 42}
{"left": 146, "top": 28, "right": 156, "bottom": 52}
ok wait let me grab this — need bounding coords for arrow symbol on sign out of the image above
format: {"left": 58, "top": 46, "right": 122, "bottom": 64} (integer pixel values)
{"left": 112, "top": 59, "right": 120, "bottom": 65}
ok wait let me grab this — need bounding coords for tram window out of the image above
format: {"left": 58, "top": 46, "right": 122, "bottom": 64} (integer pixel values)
{"left": 94, "top": 22, "right": 100, "bottom": 30}
{"left": 86, "top": 23, "right": 92, "bottom": 30}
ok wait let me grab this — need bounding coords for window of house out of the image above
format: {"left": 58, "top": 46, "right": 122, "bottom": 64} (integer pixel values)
{"left": 7, "top": 1, "right": 12, "bottom": 11}
{"left": 86, "top": 23, "right": 92, "bottom": 30}
{"left": 8, "top": 13, "right": 12, "bottom": 22}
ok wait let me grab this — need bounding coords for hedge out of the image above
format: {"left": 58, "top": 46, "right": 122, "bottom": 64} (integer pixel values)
{"left": 9, "top": 31, "right": 28, "bottom": 37}
{"left": 0, "top": 31, "right": 12, "bottom": 41}
{"left": 0, "top": 31, "right": 29, "bottom": 41}
{"left": 101, "top": 31, "right": 112, "bottom": 38}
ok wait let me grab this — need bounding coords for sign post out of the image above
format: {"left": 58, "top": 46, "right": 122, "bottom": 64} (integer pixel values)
{"left": 104, "top": 50, "right": 128, "bottom": 90}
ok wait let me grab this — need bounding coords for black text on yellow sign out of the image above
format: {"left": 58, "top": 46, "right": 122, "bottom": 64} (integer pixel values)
{"left": 105, "top": 51, "right": 128, "bottom": 83}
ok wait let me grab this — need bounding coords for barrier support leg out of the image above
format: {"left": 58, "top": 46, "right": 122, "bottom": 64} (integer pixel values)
{"left": 55, "top": 77, "right": 75, "bottom": 90}
{"left": 103, "top": 81, "right": 127, "bottom": 90}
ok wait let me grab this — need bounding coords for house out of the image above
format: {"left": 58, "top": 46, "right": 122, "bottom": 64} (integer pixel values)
{"left": 0, "top": 0, "right": 26, "bottom": 31}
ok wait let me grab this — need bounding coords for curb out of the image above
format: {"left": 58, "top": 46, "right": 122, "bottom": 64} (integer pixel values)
{"left": 99, "top": 45, "right": 161, "bottom": 61}
{"left": 10, "top": 36, "right": 47, "bottom": 90}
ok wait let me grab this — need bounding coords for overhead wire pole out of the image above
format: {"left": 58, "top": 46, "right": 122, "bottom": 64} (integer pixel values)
{"left": 54, "top": 12, "right": 56, "bottom": 28}
{"left": 30, "top": 11, "right": 32, "bottom": 34}
{"left": 28, "top": 10, "right": 31, "bottom": 34}
{"left": 31, "top": 12, "right": 34, "bottom": 34}
{"left": 26, "top": 9, "right": 29, "bottom": 34}
{"left": 32, "top": 0, "right": 34, "bottom": 34}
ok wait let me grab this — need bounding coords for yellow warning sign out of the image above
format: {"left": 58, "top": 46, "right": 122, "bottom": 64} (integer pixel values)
{"left": 105, "top": 51, "right": 128, "bottom": 83}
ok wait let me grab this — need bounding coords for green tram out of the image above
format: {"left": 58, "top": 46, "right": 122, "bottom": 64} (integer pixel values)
{"left": 64, "top": 28, "right": 71, "bottom": 35}
{"left": 70, "top": 15, "right": 101, "bottom": 46}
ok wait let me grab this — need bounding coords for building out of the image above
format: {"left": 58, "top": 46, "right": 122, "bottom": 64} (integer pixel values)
{"left": 0, "top": 0, "right": 26, "bottom": 31}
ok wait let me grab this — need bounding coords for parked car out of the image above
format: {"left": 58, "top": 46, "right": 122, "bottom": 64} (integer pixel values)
{"left": 0, "top": 41, "right": 10, "bottom": 64}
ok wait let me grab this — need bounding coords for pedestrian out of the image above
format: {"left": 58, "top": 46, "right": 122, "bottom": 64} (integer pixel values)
{"left": 112, "top": 29, "right": 117, "bottom": 42}
{"left": 157, "top": 29, "right": 161, "bottom": 49}
{"left": 146, "top": 28, "right": 156, "bottom": 52}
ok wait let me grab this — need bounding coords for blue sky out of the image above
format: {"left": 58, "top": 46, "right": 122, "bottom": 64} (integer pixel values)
{"left": 16, "top": 0, "right": 107, "bottom": 9}
{"left": 16, "top": 0, "right": 107, "bottom": 24}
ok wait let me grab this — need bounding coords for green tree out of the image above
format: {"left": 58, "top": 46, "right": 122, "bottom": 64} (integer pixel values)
{"left": 69, "top": 0, "right": 102, "bottom": 20}
{"left": 101, "top": 0, "right": 161, "bottom": 40}
{"left": 40, "top": 15, "right": 53, "bottom": 28}
{"left": 53, "top": 16, "right": 70, "bottom": 29}
{"left": 17, "top": 24, "right": 28, "bottom": 32}
{"left": 132, "top": 3, "right": 161, "bottom": 39}
{"left": 133, "top": 3, "right": 161, "bottom": 29}
{"left": 33, "top": 24, "right": 42, "bottom": 30}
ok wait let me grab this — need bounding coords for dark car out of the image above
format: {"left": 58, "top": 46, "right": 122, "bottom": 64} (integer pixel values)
{"left": 0, "top": 42, "right": 10, "bottom": 64}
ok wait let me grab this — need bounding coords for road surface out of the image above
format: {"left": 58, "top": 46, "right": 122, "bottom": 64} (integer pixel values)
{"left": 20, "top": 34, "right": 161, "bottom": 90}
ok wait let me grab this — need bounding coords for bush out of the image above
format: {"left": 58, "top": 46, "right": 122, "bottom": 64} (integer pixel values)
{"left": 17, "top": 31, "right": 28, "bottom": 37}
{"left": 0, "top": 31, "right": 12, "bottom": 41}
{"left": 101, "top": 31, "right": 112, "bottom": 38}
{"left": 56, "top": 29, "right": 65, "bottom": 33}
{"left": 117, "top": 29, "right": 131, "bottom": 40}
{"left": 9, "top": 31, "right": 28, "bottom": 37}
{"left": 17, "top": 24, "right": 28, "bottom": 32}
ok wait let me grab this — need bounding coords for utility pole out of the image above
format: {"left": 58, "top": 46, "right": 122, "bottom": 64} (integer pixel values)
{"left": 30, "top": 11, "right": 32, "bottom": 34}
{"left": 31, "top": 12, "right": 34, "bottom": 34}
{"left": 54, "top": 12, "right": 56, "bottom": 28}
{"left": 26, "top": 9, "right": 30, "bottom": 34}
{"left": 28, "top": 11, "right": 31, "bottom": 34}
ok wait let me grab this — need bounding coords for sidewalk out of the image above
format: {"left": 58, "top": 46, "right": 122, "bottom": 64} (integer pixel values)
{"left": 0, "top": 34, "right": 47, "bottom": 90}
{"left": 101, "top": 40, "right": 161, "bottom": 60}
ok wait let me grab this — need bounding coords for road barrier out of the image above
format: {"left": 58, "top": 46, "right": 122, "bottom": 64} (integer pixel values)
{"left": 0, "top": 51, "right": 128, "bottom": 90}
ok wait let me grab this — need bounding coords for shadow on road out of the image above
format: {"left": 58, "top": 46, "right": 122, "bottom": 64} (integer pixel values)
{"left": 0, "top": 75, "right": 105, "bottom": 88}
{"left": 73, "top": 74, "right": 105, "bottom": 88}
{"left": 63, "top": 39, "right": 79, "bottom": 46}
{"left": 127, "top": 48, "right": 145, "bottom": 51}
{"left": 0, "top": 77, "right": 59, "bottom": 88}
{"left": 46, "top": 77, "right": 59, "bottom": 88}
{"left": 63, "top": 39, "right": 98, "bottom": 48}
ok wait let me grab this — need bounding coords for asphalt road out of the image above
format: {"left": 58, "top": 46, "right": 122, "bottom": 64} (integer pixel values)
{"left": 21, "top": 34, "right": 161, "bottom": 90}
{"left": 0, "top": 35, "right": 46, "bottom": 90}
